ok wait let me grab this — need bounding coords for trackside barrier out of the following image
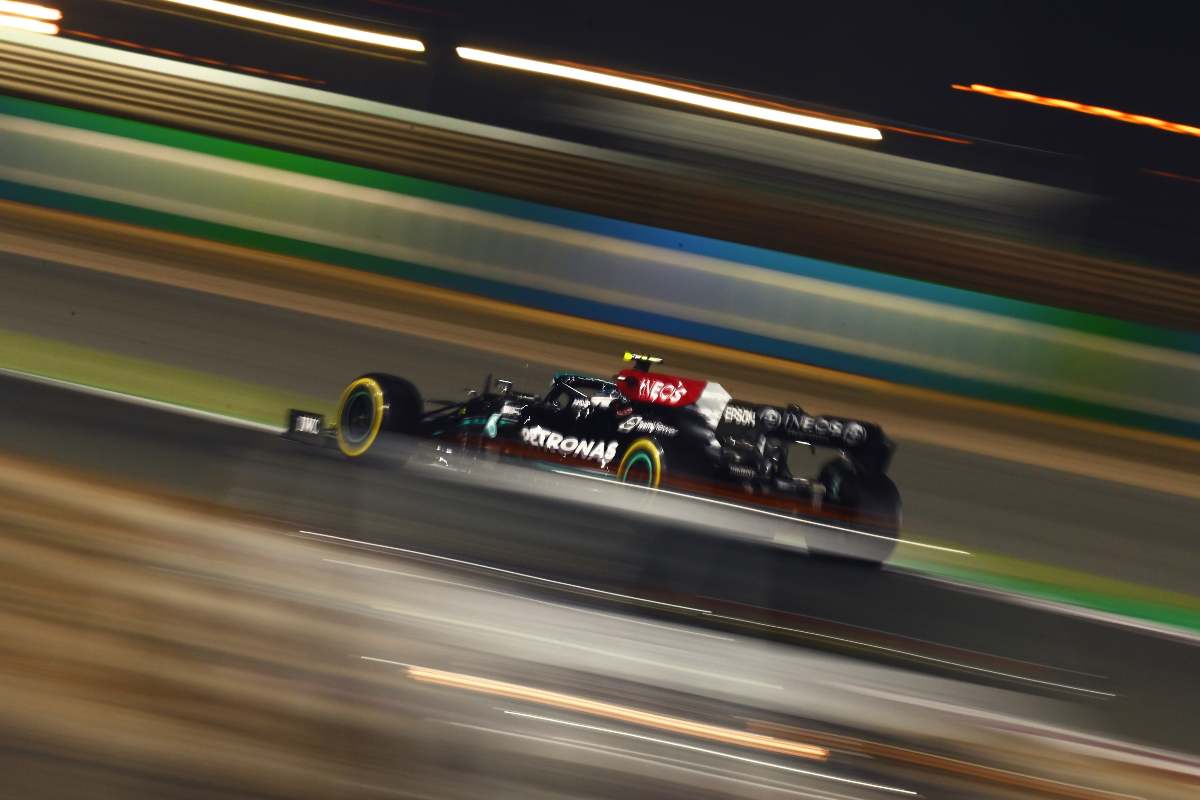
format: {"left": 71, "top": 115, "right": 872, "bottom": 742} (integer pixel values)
{"left": 0, "top": 95, "right": 1197, "bottom": 439}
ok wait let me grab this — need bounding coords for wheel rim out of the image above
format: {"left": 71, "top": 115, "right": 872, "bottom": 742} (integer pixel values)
{"left": 617, "top": 439, "right": 661, "bottom": 489}
{"left": 336, "top": 378, "right": 386, "bottom": 457}
{"left": 623, "top": 452, "right": 654, "bottom": 486}
{"left": 342, "top": 390, "right": 375, "bottom": 444}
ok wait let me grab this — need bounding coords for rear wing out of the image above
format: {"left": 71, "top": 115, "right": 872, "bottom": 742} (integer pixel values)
{"left": 622, "top": 351, "right": 663, "bottom": 372}
{"left": 718, "top": 401, "right": 894, "bottom": 473}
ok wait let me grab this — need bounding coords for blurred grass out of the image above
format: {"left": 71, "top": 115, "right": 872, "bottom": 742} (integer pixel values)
{"left": 0, "top": 328, "right": 332, "bottom": 427}
{"left": 897, "top": 547, "right": 1200, "bottom": 633}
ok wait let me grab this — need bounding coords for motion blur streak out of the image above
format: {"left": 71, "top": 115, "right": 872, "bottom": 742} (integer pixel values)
{"left": 329, "top": 559, "right": 732, "bottom": 640}
{"left": 710, "top": 613, "right": 1116, "bottom": 697}
{"left": 750, "top": 721, "right": 1145, "bottom": 800}
{"left": 952, "top": 83, "right": 1200, "bottom": 137}
{"left": 0, "top": 11, "right": 56, "bottom": 34}
{"left": 403, "top": 664, "right": 830, "bottom": 760}
{"left": 298, "top": 529, "right": 711, "bottom": 614}
{"left": 498, "top": 711, "right": 918, "bottom": 796}
{"left": 7, "top": 98, "right": 1196, "bottom": 433}
{"left": 156, "top": 0, "right": 426, "bottom": 52}
{"left": 456, "top": 46, "right": 884, "bottom": 140}
{"left": 4, "top": 30, "right": 1198, "bottom": 331}
{"left": 0, "top": 0, "right": 59, "bottom": 20}
{"left": 65, "top": 28, "right": 327, "bottom": 84}
{"left": 552, "top": 469, "right": 973, "bottom": 556}
{"left": 558, "top": 60, "right": 971, "bottom": 144}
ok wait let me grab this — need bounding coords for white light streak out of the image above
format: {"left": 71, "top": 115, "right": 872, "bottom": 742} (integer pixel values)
{"left": 157, "top": 0, "right": 425, "bottom": 51}
{"left": 501, "top": 710, "right": 918, "bottom": 796}
{"left": 457, "top": 47, "right": 882, "bottom": 141}
{"left": 0, "top": 11, "right": 56, "bottom": 33}
{"left": 0, "top": 0, "right": 60, "bottom": 20}
{"left": 445, "top": 721, "right": 861, "bottom": 799}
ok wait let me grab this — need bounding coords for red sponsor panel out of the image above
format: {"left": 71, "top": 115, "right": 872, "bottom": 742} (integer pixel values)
{"left": 614, "top": 369, "right": 707, "bottom": 408}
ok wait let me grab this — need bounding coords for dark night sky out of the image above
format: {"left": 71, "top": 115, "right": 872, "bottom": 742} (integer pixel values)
{"left": 310, "top": 0, "right": 1197, "bottom": 171}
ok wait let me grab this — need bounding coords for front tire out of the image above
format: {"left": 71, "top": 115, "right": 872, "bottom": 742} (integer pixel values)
{"left": 335, "top": 373, "right": 422, "bottom": 458}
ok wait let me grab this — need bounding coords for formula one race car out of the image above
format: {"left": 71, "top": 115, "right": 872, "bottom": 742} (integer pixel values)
{"left": 286, "top": 353, "right": 901, "bottom": 564}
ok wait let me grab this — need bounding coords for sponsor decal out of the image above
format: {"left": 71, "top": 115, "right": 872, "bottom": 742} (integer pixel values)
{"left": 615, "top": 369, "right": 705, "bottom": 407}
{"left": 783, "top": 413, "right": 870, "bottom": 445}
{"left": 638, "top": 377, "right": 689, "bottom": 405}
{"left": 617, "top": 416, "right": 679, "bottom": 436}
{"left": 843, "top": 422, "right": 868, "bottom": 445}
{"left": 520, "top": 425, "right": 618, "bottom": 463}
{"left": 615, "top": 405, "right": 634, "bottom": 417}
{"left": 758, "top": 406, "right": 782, "bottom": 432}
{"left": 722, "top": 404, "right": 756, "bottom": 427}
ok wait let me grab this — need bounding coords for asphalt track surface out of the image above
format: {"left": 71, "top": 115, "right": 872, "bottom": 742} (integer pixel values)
{"left": 1, "top": 372, "right": 1198, "bottom": 759}
{"left": 2, "top": 245, "right": 1199, "bottom": 597}
{"left": 6, "top": 451, "right": 1177, "bottom": 800}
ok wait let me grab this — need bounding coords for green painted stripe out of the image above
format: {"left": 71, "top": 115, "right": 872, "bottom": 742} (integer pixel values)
{"left": 906, "top": 560, "right": 1200, "bottom": 633}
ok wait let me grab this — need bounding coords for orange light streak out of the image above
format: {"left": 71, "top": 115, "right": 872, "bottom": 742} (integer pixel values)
{"left": 405, "top": 664, "right": 829, "bottom": 761}
{"left": 952, "top": 83, "right": 1200, "bottom": 138}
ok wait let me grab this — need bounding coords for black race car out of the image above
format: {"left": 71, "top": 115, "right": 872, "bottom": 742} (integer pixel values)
{"left": 286, "top": 353, "right": 901, "bottom": 565}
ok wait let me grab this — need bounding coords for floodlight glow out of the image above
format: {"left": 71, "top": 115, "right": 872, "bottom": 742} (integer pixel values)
{"left": 458, "top": 47, "right": 883, "bottom": 141}
{"left": 157, "top": 0, "right": 425, "bottom": 52}
{"left": 0, "top": 11, "right": 57, "bottom": 33}
{"left": 952, "top": 83, "right": 1200, "bottom": 138}
{"left": 0, "top": 1, "right": 60, "bottom": 20}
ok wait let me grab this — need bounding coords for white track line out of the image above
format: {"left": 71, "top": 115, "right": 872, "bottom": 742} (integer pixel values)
{"left": 318, "top": 531, "right": 1100, "bottom": 694}
{"left": 442, "top": 720, "right": 863, "bottom": 800}
{"left": 0, "top": 366, "right": 284, "bottom": 434}
{"left": 325, "top": 558, "right": 732, "bottom": 641}
{"left": 495, "top": 711, "right": 918, "bottom": 796}
{"left": 298, "top": 529, "right": 711, "bottom": 615}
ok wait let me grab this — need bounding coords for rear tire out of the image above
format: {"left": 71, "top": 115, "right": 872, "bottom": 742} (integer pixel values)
{"left": 616, "top": 438, "right": 664, "bottom": 489}
{"left": 335, "top": 373, "right": 422, "bottom": 458}
{"left": 809, "top": 459, "right": 901, "bottom": 566}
